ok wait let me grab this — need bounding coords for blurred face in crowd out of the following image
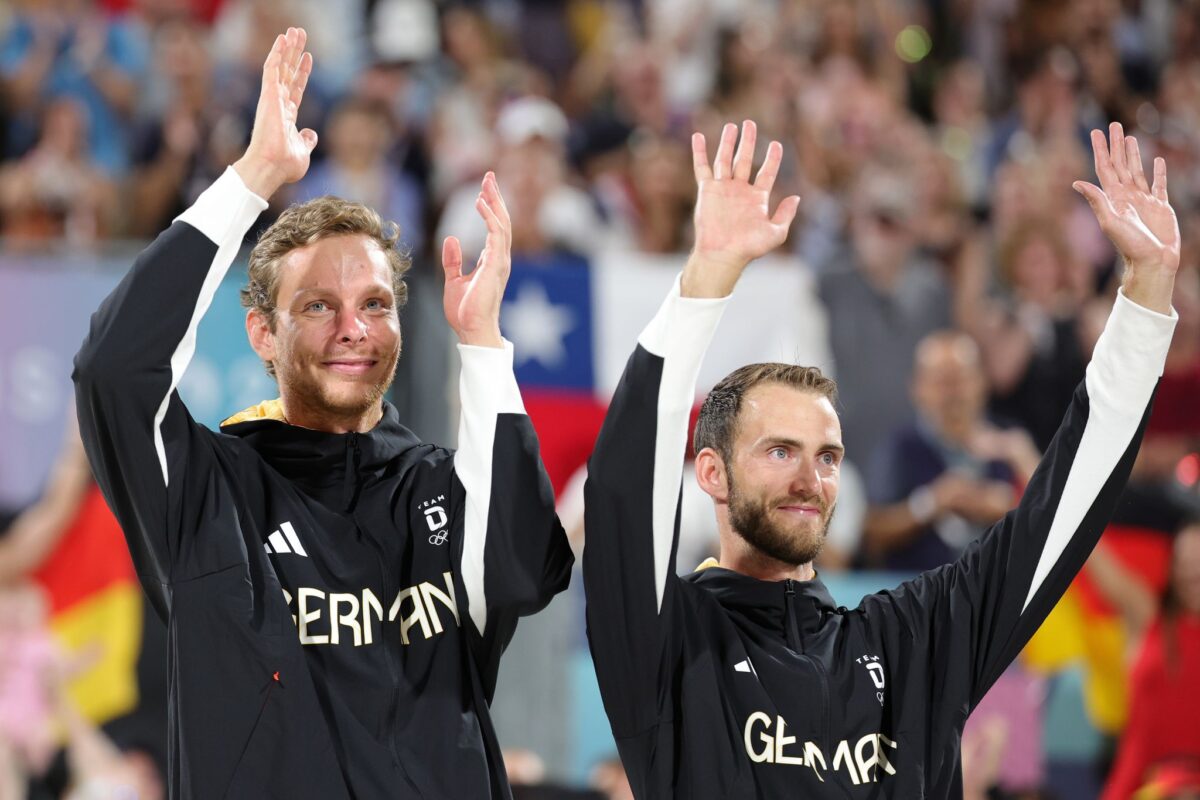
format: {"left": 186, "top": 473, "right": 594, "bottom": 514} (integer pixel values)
{"left": 850, "top": 178, "right": 916, "bottom": 282}
{"left": 911, "top": 332, "right": 987, "bottom": 444}
{"left": 1174, "top": 525, "right": 1200, "bottom": 615}
{"left": 41, "top": 97, "right": 89, "bottom": 158}
{"left": 497, "top": 137, "right": 562, "bottom": 224}
{"left": 156, "top": 19, "right": 211, "bottom": 90}
{"left": 249, "top": 235, "right": 401, "bottom": 430}
{"left": 1008, "top": 232, "right": 1071, "bottom": 309}
{"left": 721, "top": 384, "right": 843, "bottom": 566}
{"left": 328, "top": 104, "right": 392, "bottom": 170}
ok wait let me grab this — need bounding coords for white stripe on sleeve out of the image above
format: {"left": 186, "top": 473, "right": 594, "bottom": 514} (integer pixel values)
{"left": 455, "top": 338, "right": 525, "bottom": 634}
{"left": 1020, "top": 289, "right": 1176, "bottom": 613}
{"left": 637, "top": 275, "right": 729, "bottom": 612}
{"left": 154, "top": 167, "right": 267, "bottom": 486}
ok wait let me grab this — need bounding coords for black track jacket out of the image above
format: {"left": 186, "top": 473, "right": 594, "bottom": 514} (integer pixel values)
{"left": 583, "top": 277, "right": 1176, "bottom": 798}
{"left": 73, "top": 168, "right": 573, "bottom": 799}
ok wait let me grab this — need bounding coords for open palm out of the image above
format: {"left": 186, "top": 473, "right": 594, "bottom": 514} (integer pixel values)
{"left": 1074, "top": 123, "right": 1180, "bottom": 276}
{"left": 692, "top": 121, "right": 800, "bottom": 270}
{"left": 245, "top": 28, "right": 317, "bottom": 186}
{"left": 441, "top": 172, "right": 510, "bottom": 347}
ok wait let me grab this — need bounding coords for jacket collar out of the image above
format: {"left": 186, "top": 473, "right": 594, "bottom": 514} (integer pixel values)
{"left": 220, "top": 399, "right": 423, "bottom": 511}
{"left": 685, "top": 562, "right": 838, "bottom": 643}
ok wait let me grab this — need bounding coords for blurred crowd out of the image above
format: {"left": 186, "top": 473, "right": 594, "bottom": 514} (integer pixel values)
{"left": 2, "top": 0, "right": 1200, "bottom": 797}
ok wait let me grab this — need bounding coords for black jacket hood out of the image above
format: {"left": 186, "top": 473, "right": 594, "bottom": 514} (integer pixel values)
{"left": 221, "top": 399, "right": 425, "bottom": 511}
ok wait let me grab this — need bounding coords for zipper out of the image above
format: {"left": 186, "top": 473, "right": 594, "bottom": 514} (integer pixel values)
{"left": 784, "top": 580, "right": 832, "bottom": 761}
{"left": 783, "top": 580, "right": 802, "bottom": 652}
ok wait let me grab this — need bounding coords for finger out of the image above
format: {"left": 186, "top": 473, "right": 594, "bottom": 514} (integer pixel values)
{"left": 713, "top": 123, "right": 737, "bottom": 180}
{"left": 476, "top": 193, "right": 503, "bottom": 234}
{"left": 753, "top": 140, "right": 783, "bottom": 193}
{"left": 263, "top": 34, "right": 285, "bottom": 82}
{"left": 1091, "top": 129, "right": 1117, "bottom": 190}
{"left": 770, "top": 194, "right": 801, "bottom": 232}
{"left": 1073, "top": 180, "right": 1115, "bottom": 227}
{"left": 1152, "top": 157, "right": 1168, "bottom": 202}
{"left": 299, "top": 128, "right": 318, "bottom": 152}
{"left": 482, "top": 172, "right": 511, "bottom": 232}
{"left": 732, "top": 120, "right": 757, "bottom": 182}
{"left": 1126, "top": 135, "right": 1150, "bottom": 194}
{"left": 280, "top": 28, "right": 297, "bottom": 82}
{"left": 691, "top": 133, "right": 712, "bottom": 183}
{"left": 290, "top": 51, "right": 313, "bottom": 109}
{"left": 441, "top": 236, "right": 463, "bottom": 282}
{"left": 1109, "top": 121, "right": 1131, "bottom": 184}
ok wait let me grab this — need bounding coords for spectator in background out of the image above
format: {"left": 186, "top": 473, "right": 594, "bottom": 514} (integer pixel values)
{"left": 291, "top": 96, "right": 424, "bottom": 258}
{"left": 129, "top": 18, "right": 246, "bottom": 236}
{"left": 1132, "top": 269, "right": 1200, "bottom": 482}
{"left": 1088, "top": 521, "right": 1200, "bottom": 800}
{"left": 0, "top": 584, "right": 57, "bottom": 786}
{"left": 0, "top": 0, "right": 149, "bottom": 176}
{"left": 962, "top": 219, "right": 1091, "bottom": 450}
{"left": 930, "top": 59, "right": 992, "bottom": 212}
{"left": 0, "top": 96, "right": 119, "bottom": 246}
{"left": 428, "top": 6, "right": 543, "bottom": 200}
{"left": 863, "top": 330, "right": 1039, "bottom": 571}
{"left": 594, "top": 131, "right": 694, "bottom": 253}
{"left": 437, "top": 96, "right": 605, "bottom": 260}
{"left": 816, "top": 163, "right": 953, "bottom": 461}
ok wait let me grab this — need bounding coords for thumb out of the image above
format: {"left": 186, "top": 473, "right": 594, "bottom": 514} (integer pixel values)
{"left": 299, "top": 128, "right": 318, "bottom": 153}
{"left": 1072, "top": 181, "right": 1114, "bottom": 226}
{"left": 771, "top": 195, "right": 801, "bottom": 232}
{"left": 441, "top": 236, "right": 463, "bottom": 282}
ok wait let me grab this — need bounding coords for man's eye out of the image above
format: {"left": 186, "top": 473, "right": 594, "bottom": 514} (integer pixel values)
{"left": 365, "top": 299, "right": 384, "bottom": 311}
{"left": 307, "top": 301, "right": 328, "bottom": 313}
{"left": 820, "top": 452, "right": 837, "bottom": 466}
{"left": 769, "top": 448, "right": 788, "bottom": 460}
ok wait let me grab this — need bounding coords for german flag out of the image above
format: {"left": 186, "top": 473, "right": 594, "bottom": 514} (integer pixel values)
{"left": 1024, "top": 523, "right": 1173, "bottom": 734}
{"left": 30, "top": 484, "right": 141, "bottom": 725}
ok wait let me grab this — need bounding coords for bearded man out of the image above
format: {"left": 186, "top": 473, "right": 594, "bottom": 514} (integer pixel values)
{"left": 73, "top": 28, "right": 571, "bottom": 799}
{"left": 582, "top": 118, "right": 1180, "bottom": 798}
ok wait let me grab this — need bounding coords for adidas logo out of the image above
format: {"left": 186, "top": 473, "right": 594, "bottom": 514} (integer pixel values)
{"left": 734, "top": 659, "right": 758, "bottom": 678}
{"left": 264, "top": 521, "right": 308, "bottom": 557}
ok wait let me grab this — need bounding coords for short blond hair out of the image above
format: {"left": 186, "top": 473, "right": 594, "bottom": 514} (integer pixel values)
{"left": 241, "top": 196, "right": 411, "bottom": 377}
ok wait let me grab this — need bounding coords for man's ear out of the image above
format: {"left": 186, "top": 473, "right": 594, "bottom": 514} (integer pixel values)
{"left": 246, "top": 308, "right": 276, "bottom": 365}
{"left": 695, "top": 447, "right": 730, "bottom": 503}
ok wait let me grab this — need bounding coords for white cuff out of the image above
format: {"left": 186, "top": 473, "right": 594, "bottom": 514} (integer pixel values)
{"left": 637, "top": 274, "right": 730, "bottom": 363}
{"left": 457, "top": 338, "right": 525, "bottom": 416}
{"left": 174, "top": 166, "right": 269, "bottom": 246}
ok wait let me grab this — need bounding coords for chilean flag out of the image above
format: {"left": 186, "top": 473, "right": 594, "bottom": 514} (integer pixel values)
{"left": 499, "top": 251, "right": 832, "bottom": 496}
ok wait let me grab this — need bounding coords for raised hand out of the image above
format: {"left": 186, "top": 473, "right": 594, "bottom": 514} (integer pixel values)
{"left": 1073, "top": 122, "right": 1180, "bottom": 314}
{"left": 683, "top": 120, "right": 801, "bottom": 298}
{"left": 442, "top": 172, "right": 511, "bottom": 348}
{"left": 232, "top": 27, "right": 317, "bottom": 199}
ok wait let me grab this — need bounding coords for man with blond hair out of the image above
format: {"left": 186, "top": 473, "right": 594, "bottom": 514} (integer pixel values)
{"left": 74, "top": 28, "right": 571, "bottom": 799}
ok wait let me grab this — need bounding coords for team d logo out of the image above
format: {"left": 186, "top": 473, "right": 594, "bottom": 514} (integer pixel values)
{"left": 421, "top": 495, "right": 449, "bottom": 545}
{"left": 856, "top": 655, "right": 886, "bottom": 706}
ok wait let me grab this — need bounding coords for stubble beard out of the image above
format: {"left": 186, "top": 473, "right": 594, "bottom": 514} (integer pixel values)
{"left": 727, "top": 472, "right": 833, "bottom": 567}
{"left": 277, "top": 346, "right": 401, "bottom": 424}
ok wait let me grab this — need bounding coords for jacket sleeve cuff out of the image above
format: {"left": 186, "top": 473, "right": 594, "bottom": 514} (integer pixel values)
{"left": 636, "top": 274, "right": 730, "bottom": 364}
{"left": 1087, "top": 287, "right": 1177, "bottom": 413}
{"left": 174, "top": 166, "right": 269, "bottom": 247}
{"left": 457, "top": 339, "right": 526, "bottom": 416}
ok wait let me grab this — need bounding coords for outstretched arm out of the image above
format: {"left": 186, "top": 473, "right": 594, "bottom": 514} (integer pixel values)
{"left": 73, "top": 29, "right": 316, "bottom": 592}
{"left": 443, "top": 173, "right": 573, "bottom": 677}
{"left": 583, "top": 121, "right": 798, "bottom": 759}
{"left": 869, "top": 123, "right": 1178, "bottom": 709}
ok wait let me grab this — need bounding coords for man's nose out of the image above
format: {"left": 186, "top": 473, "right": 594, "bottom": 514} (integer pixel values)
{"left": 789, "top": 463, "right": 821, "bottom": 497}
{"left": 336, "top": 310, "right": 369, "bottom": 343}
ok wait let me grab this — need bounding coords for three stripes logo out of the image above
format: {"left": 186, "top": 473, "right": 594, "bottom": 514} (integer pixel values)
{"left": 264, "top": 521, "right": 308, "bottom": 557}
